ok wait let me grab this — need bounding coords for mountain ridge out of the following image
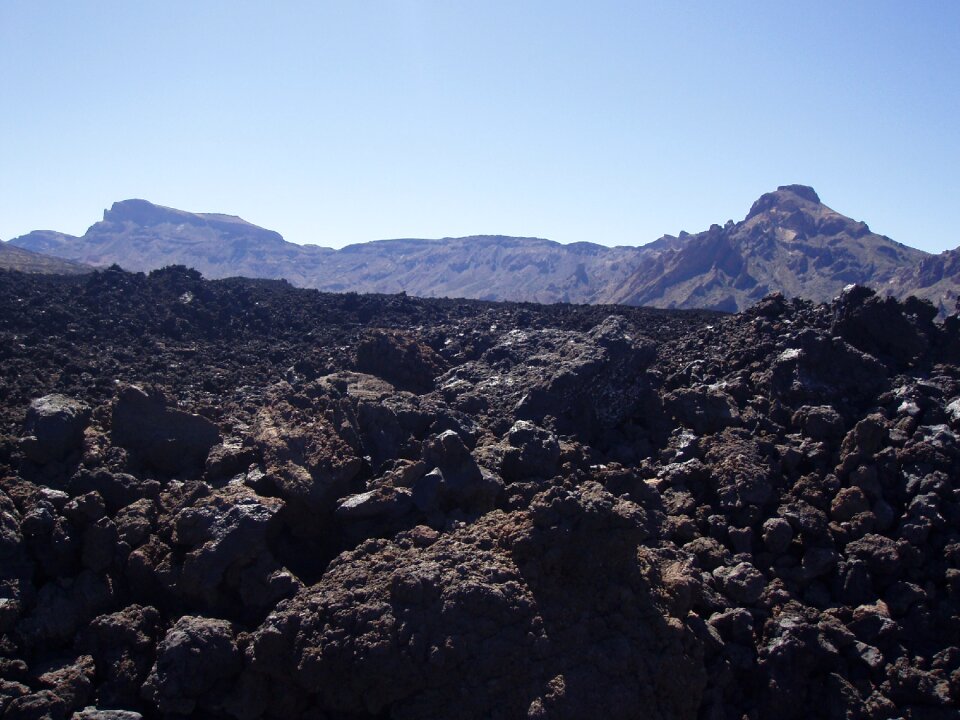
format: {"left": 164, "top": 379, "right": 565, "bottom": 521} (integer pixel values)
{"left": 8, "top": 186, "right": 957, "bottom": 312}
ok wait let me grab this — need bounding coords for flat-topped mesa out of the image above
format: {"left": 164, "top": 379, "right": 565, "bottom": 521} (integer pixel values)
{"left": 103, "top": 199, "right": 197, "bottom": 226}
{"left": 101, "top": 199, "right": 285, "bottom": 243}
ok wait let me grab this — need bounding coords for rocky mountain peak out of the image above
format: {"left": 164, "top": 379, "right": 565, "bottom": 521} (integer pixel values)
{"left": 745, "top": 184, "right": 823, "bottom": 221}
{"left": 776, "top": 184, "right": 820, "bottom": 203}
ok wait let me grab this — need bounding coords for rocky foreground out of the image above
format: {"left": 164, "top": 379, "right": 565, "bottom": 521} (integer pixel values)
{"left": 0, "top": 265, "right": 959, "bottom": 719}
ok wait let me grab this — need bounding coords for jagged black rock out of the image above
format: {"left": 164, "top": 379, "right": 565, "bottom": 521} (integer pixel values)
{"left": 0, "top": 266, "right": 958, "bottom": 719}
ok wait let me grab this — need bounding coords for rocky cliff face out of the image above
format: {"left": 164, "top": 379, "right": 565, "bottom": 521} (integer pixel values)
{"left": 605, "top": 185, "right": 927, "bottom": 311}
{"left": 1, "top": 266, "right": 959, "bottom": 718}
{"left": 889, "top": 247, "right": 960, "bottom": 315}
{"left": 8, "top": 186, "right": 958, "bottom": 311}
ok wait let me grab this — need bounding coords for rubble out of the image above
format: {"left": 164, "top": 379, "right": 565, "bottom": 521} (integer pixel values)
{"left": 0, "top": 266, "right": 958, "bottom": 718}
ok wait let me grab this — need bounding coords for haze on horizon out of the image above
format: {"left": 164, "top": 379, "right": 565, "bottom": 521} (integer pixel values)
{"left": 1, "top": 2, "right": 958, "bottom": 253}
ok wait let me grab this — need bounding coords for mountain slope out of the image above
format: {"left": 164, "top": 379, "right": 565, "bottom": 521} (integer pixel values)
{"left": 0, "top": 241, "right": 92, "bottom": 275}
{"left": 9, "top": 187, "right": 956, "bottom": 311}
{"left": 306, "top": 236, "right": 644, "bottom": 303}
{"left": 10, "top": 201, "right": 643, "bottom": 303}
{"left": 888, "top": 247, "right": 960, "bottom": 315}
{"left": 602, "top": 185, "right": 926, "bottom": 311}
{"left": 11, "top": 200, "right": 335, "bottom": 285}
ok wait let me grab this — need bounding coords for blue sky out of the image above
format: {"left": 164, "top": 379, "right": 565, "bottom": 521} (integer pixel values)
{"left": 1, "top": 2, "right": 958, "bottom": 252}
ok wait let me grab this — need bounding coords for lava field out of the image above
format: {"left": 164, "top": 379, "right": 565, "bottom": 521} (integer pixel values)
{"left": 1, "top": 265, "right": 959, "bottom": 720}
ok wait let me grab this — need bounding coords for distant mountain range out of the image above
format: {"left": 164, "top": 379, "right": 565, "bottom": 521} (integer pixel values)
{"left": 6, "top": 185, "right": 959, "bottom": 313}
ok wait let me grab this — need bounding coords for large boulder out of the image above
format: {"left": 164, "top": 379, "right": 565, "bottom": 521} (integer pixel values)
{"left": 355, "top": 330, "right": 447, "bottom": 393}
{"left": 413, "top": 430, "right": 501, "bottom": 515}
{"left": 831, "top": 285, "right": 930, "bottom": 366}
{"left": 252, "top": 382, "right": 364, "bottom": 534}
{"left": 170, "top": 484, "right": 296, "bottom": 619}
{"left": 16, "top": 571, "right": 115, "bottom": 651}
{"left": 29, "top": 654, "right": 96, "bottom": 716}
{"left": 21, "top": 395, "right": 91, "bottom": 464}
{"left": 248, "top": 483, "right": 705, "bottom": 720}
{"left": 662, "top": 386, "right": 741, "bottom": 435}
{"left": 510, "top": 419, "right": 561, "bottom": 471}
{"left": 434, "top": 316, "right": 657, "bottom": 437}
{"left": 765, "top": 329, "right": 889, "bottom": 405}
{"left": 140, "top": 616, "right": 241, "bottom": 716}
{"left": 112, "top": 386, "right": 220, "bottom": 476}
{"left": 77, "top": 605, "right": 160, "bottom": 708}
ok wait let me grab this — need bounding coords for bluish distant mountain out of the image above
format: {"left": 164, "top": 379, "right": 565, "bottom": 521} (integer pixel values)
{"left": 8, "top": 187, "right": 955, "bottom": 312}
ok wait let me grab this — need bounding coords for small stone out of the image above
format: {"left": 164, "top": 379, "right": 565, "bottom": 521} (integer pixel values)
{"left": 830, "top": 487, "right": 870, "bottom": 522}
{"left": 336, "top": 487, "right": 413, "bottom": 519}
{"left": 762, "top": 517, "right": 793, "bottom": 554}
{"left": 715, "top": 562, "right": 766, "bottom": 605}
{"left": 801, "top": 547, "right": 838, "bottom": 580}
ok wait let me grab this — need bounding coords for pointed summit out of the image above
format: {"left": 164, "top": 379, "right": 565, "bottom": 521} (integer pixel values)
{"left": 606, "top": 184, "right": 928, "bottom": 312}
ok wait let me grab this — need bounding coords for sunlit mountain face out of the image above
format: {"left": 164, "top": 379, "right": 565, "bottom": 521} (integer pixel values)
{"left": 7, "top": 186, "right": 958, "bottom": 313}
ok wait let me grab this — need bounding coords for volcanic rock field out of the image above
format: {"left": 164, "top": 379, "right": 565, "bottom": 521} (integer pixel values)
{"left": 1, "top": 265, "right": 959, "bottom": 719}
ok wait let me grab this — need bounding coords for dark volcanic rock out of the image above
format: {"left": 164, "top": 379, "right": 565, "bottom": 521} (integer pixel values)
{"left": 68, "top": 470, "right": 159, "bottom": 513}
{"left": 355, "top": 329, "right": 447, "bottom": 393}
{"left": 436, "top": 314, "right": 657, "bottom": 438}
{"left": 416, "top": 429, "right": 501, "bottom": 514}
{"left": 2, "top": 267, "right": 960, "bottom": 720}
{"left": 498, "top": 420, "right": 562, "bottom": 481}
{"left": 21, "top": 394, "right": 90, "bottom": 464}
{"left": 141, "top": 615, "right": 241, "bottom": 715}
{"left": 249, "top": 484, "right": 704, "bottom": 720}
{"left": 112, "top": 385, "right": 220, "bottom": 475}
{"left": 77, "top": 604, "right": 160, "bottom": 708}
{"left": 832, "top": 284, "right": 932, "bottom": 366}
{"left": 171, "top": 483, "right": 296, "bottom": 620}
{"left": 72, "top": 709, "right": 144, "bottom": 720}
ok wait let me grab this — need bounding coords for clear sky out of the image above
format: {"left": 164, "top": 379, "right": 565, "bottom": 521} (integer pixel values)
{"left": 1, "top": 2, "right": 958, "bottom": 252}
